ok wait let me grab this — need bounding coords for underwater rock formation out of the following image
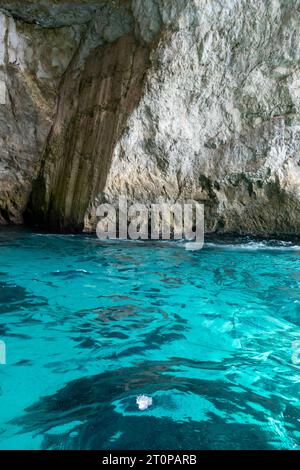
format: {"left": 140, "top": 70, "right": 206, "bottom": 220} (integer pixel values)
{"left": 1, "top": 0, "right": 300, "bottom": 236}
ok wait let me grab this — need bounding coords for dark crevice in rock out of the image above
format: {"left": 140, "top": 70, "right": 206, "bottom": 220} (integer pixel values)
{"left": 26, "top": 33, "right": 151, "bottom": 232}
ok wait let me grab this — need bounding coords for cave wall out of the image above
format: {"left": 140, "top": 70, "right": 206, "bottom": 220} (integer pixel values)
{"left": 28, "top": 33, "right": 149, "bottom": 231}
{"left": 1, "top": 0, "right": 300, "bottom": 236}
{"left": 0, "top": 8, "right": 83, "bottom": 223}
{"left": 101, "top": 0, "right": 300, "bottom": 237}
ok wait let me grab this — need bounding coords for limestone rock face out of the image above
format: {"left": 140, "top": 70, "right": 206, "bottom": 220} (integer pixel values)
{"left": 0, "top": 10, "right": 82, "bottom": 223}
{"left": 0, "top": 0, "right": 112, "bottom": 27}
{"left": 101, "top": 0, "right": 300, "bottom": 237}
{"left": 2, "top": 0, "right": 300, "bottom": 236}
{"left": 29, "top": 33, "right": 149, "bottom": 231}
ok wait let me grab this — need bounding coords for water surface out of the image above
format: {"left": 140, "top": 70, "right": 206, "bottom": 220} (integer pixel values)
{"left": 0, "top": 228, "right": 299, "bottom": 449}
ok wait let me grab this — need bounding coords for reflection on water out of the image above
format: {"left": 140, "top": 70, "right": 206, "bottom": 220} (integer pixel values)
{"left": 0, "top": 228, "right": 300, "bottom": 449}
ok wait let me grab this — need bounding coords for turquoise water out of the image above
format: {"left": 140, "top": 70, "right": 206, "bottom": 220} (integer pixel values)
{"left": 0, "top": 228, "right": 300, "bottom": 450}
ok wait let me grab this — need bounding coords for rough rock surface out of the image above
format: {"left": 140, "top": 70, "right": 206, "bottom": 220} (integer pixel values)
{"left": 0, "top": 0, "right": 113, "bottom": 27}
{"left": 102, "top": 0, "right": 300, "bottom": 237}
{"left": 29, "top": 33, "right": 149, "bottom": 231}
{"left": 0, "top": 10, "right": 82, "bottom": 223}
{"left": 1, "top": 0, "right": 300, "bottom": 236}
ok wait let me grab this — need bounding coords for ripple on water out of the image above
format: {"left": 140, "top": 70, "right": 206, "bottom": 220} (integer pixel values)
{"left": 0, "top": 230, "right": 299, "bottom": 449}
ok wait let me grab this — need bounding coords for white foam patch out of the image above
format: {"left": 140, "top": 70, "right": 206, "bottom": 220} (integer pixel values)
{"left": 205, "top": 241, "right": 300, "bottom": 251}
{"left": 136, "top": 395, "right": 153, "bottom": 410}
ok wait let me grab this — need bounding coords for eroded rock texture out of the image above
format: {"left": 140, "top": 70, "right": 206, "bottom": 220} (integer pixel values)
{"left": 29, "top": 33, "right": 149, "bottom": 231}
{"left": 102, "top": 0, "right": 300, "bottom": 237}
{"left": 1, "top": 0, "right": 300, "bottom": 236}
{"left": 0, "top": 9, "right": 82, "bottom": 223}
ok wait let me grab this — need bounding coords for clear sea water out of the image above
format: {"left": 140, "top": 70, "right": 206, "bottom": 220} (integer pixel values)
{"left": 0, "top": 228, "right": 300, "bottom": 450}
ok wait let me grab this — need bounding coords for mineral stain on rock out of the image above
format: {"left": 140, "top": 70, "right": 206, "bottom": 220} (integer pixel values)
{"left": 27, "top": 33, "right": 150, "bottom": 231}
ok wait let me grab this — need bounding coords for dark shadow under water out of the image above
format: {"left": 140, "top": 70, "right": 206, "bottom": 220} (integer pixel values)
{"left": 12, "top": 359, "right": 300, "bottom": 450}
